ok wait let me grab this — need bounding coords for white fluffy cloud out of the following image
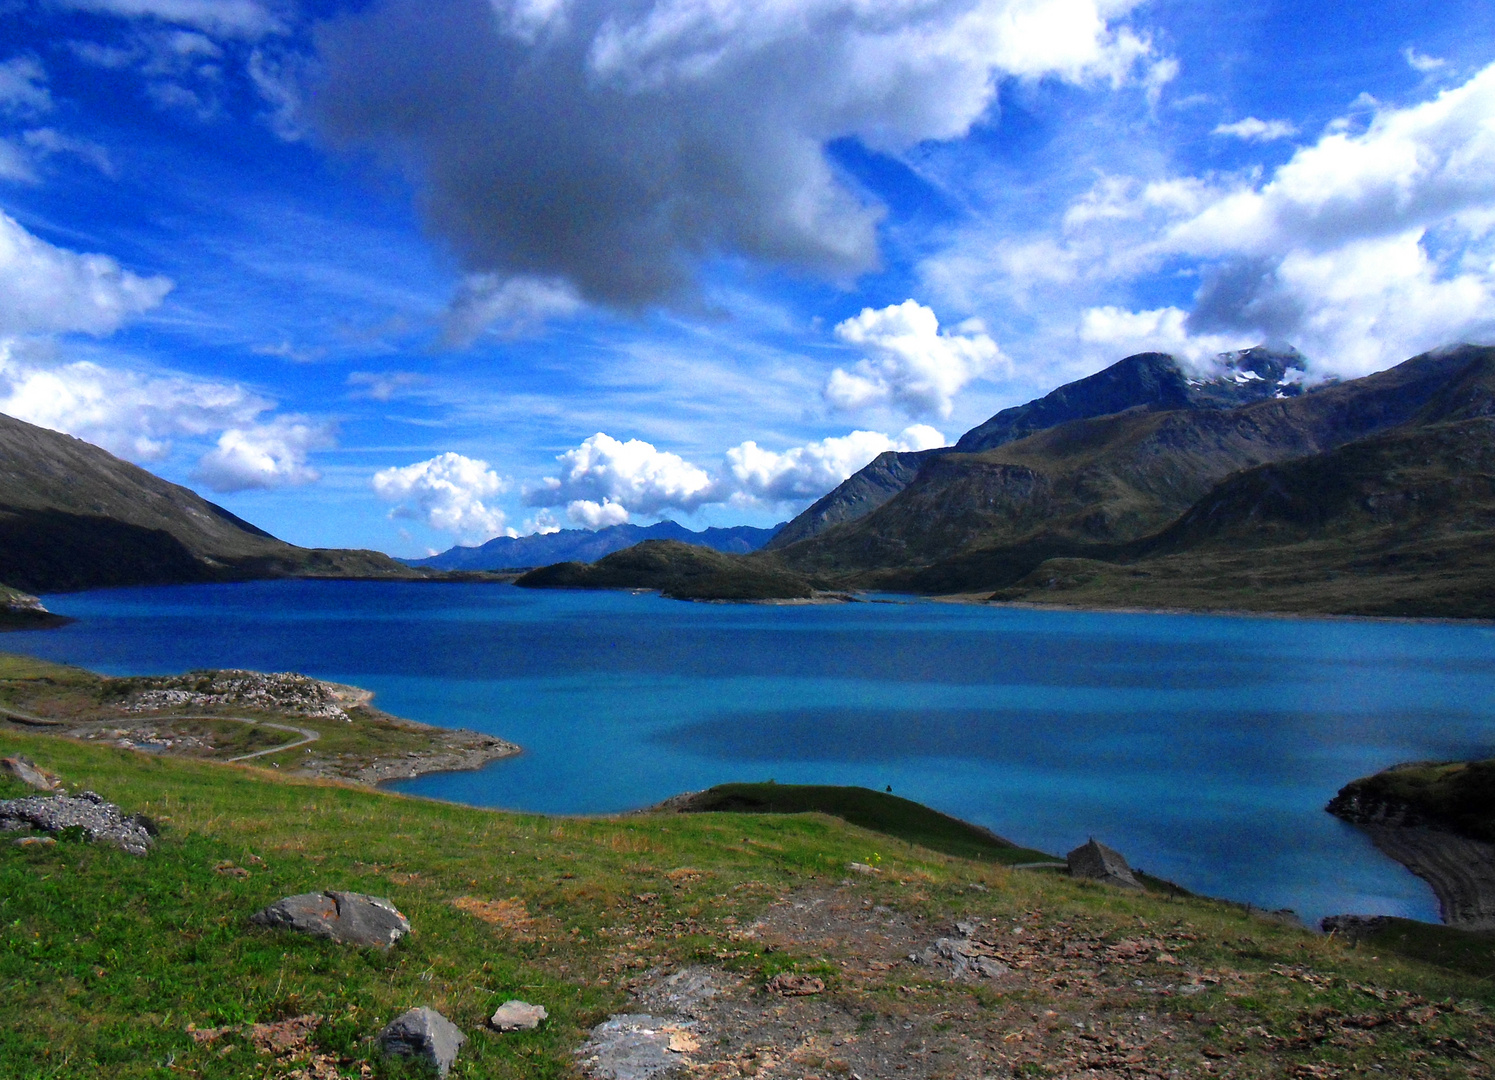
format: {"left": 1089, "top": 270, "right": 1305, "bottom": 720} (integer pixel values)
{"left": 826, "top": 301, "right": 1005, "bottom": 419}
{"left": 726, "top": 425, "right": 946, "bottom": 504}
{"left": 372, "top": 452, "right": 510, "bottom": 539}
{"left": 0, "top": 338, "right": 272, "bottom": 461}
{"left": 192, "top": 417, "right": 331, "bottom": 493}
{"left": 525, "top": 432, "right": 717, "bottom": 517}
{"left": 313, "top": 0, "right": 1163, "bottom": 309}
{"left": 0, "top": 211, "right": 173, "bottom": 336}
{"left": 926, "top": 60, "right": 1495, "bottom": 379}
{"left": 1211, "top": 117, "right": 1297, "bottom": 142}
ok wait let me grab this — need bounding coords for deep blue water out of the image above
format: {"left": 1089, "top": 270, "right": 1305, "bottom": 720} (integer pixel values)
{"left": 15, "top": 579, "right": 1495, "bottom": 927}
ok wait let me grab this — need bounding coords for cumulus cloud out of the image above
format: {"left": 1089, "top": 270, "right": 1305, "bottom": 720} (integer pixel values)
{"left": 312, "top": 0, "right": 1160, "bottom": 309}
{"left": 927, "top": 60, "right": 1495, "bottom": 379}
{"left": 566, "top": 498, "right": 631, "bottom": 528}
{"left": 54, "top": 0, "right": 285, "bottom": 39}
{"left": 0, "top": 338, "right": 274, "bottom": 461}
{"left": 0, "top": 211, "right": 173, "bottom": 336}
{"left": 192, "top": 416, "right": 332, "bottom": 492}
{"left": 525, "top": 432, "right": 717, "bottom": 517}
{"left": 726, "top": 425, "right": 945, "bottom": 504}
{"left": 1211, "top": 117, "right": 1298, "bottom": 142}
{"left": 442, "top": 274, "right": 583, "bottom": 346}
{"left": 372, "top": 452, "right": 510, "bottom": 539}
{"left": 826, "top": 300, "right": 1004, "bottom": 419}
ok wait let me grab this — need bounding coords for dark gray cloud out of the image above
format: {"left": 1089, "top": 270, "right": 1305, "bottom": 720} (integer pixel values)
{"left": 310, "top": 0, "right": 1152, "bottom": 311}
{"left": 1186, "top": 257, "right": 1305, "bottom": 340}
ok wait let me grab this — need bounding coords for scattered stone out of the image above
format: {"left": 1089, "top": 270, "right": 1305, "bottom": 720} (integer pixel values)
{"left": 12, "top": 835, "right": 55, "bottom": 848}
{"left": 1066, "top": 838, "right": 1142, "bottom": 890}
{"left": 576, "top": 1014, "right": 695, "bottom": 1080}
{"left": 847, "top": 862, "right": 880, "bottom": 875}
{"left": 0, "top": 791, "right": 154, "bottom": 855}
{"left": 635, "top": 966, "right": 722, "bottom": 1017}
{"left": 766, "top": 973, "right": 825, "bottom": 996}
{"left": 380, "top": 1007, "right": 466, "bottom": 1078}
{"left": 489, "top": 1000, "right": 547, "bottom": 1032}
{"left": 0, "top": 755, "right": 62, "bottom": 791}
{"left": 250, "top": 890, "right": 410, "bottom": 947}
{"left": 215, "top": 860, "right": 250, "bottom": 878}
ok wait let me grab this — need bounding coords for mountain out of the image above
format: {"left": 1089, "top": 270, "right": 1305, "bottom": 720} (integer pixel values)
{"left": 770, "top": 345, "right": 1492, "bottom": 594}
{"left": 405, "top": 519, "right": 784, "bottom": 570}
{"left": 765, "top": 346, "right": 1309, "bottom": 550}
{"left": 514, "top": 539, "right": 816, "bottom": 600}
{"left": 0, "top": 412, "right": 414, "bottom": 592}
{"left": 519, "top": 344, "right": 1495, "bottom": 617}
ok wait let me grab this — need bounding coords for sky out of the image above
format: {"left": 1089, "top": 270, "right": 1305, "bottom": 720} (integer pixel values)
{"left": 2, "top": 0, "right": 1494, "bottom": 557}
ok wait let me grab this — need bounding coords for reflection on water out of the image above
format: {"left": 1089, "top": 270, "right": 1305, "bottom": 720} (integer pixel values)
{"left": 16, "top": 579, "right": 1495, "bottom": 927}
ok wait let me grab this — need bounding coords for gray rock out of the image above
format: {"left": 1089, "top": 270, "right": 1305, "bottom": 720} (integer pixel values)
{"left": 250, "top": 890, "right": 410, "bottom": 947}
{"left": 576, "top": 1014, "right": 692, "bottom": 1080}
{"left": 0, "top": 791, "right": 153, "bottom": 855}
{"left": 1066, "top": 838, "right": 1142, "bottom": 890}
{"left": 12, "top": 835, "right": 55, "bottom": 848}
{"left": 380, "top": 1007, "right": 466, "bottom": 1077}
{"left": 489, "top": 1000, "right": 547, "bottom": 1031}
{"left": 0, "top": 756, "right": 61, "bottom": 792}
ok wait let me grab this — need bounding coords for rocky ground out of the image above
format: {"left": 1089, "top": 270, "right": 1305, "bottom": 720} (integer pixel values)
{"left": 0, "top": 655, "right": 520, "bottom": 785}
{"left": 580, "top": 883, "right": 1495, "bottom": 1080}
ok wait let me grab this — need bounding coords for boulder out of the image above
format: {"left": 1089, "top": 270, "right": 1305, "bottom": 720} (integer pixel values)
{"left": 0, "top": 791, "right": 153, "bottom": 855}
{"left": 0, "top": 756, "right": 61, "bottom": 792}
{"left": 380, "top": 1007, "right": 466, "bottom": 1077}
{"left": 250, "top": 890, "right": 410, "bottom": 947}
{"left": 1066, "top": 838, "right": 1142, "bottom": 890}
{"left": 489, "top": 1000, "right": 548, "bottom": 1031}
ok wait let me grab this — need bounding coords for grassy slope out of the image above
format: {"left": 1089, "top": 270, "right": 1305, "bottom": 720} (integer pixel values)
{"left": 667, "top": 782, "right": 1056, "bottom": 864}
{"left": 4, "top": 733, "right": 1495, "bottom": 1077}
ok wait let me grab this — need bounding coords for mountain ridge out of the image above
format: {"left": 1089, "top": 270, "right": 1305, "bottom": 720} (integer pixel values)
{"left": 0, "top": 412, "right": 415, "bottom": 593}
{"left": 406, "top": 519, "right": 784, "bottom": 570}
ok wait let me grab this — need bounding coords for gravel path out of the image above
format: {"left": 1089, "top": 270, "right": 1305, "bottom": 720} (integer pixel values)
{"left": 2, "top": 705, "right": 319, "bottom": 761}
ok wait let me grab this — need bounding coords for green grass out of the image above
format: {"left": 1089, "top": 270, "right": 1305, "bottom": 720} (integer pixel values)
{"left": 4, "top": 732, "right": 1495, "bottom": 1078}
{"left": 669, "top": 782, "right": 1057, "bottom": 865}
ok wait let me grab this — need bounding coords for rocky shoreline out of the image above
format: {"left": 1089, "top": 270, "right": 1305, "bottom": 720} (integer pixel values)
{"left": 1327, "top": 764, "right": 1495, "bottom": 931}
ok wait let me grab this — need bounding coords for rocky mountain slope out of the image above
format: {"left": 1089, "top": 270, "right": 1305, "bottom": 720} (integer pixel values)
{"left": 523, "top": 344, "right": 1495, "bottom": 617}
{"left": 0, "top": 412, "right": 413, "bottom": 592}
{"left": 766, "top": 346, "right": 1309, "bottom": 550}
{"left": 771, "top": 345, "right": 1495, "bottom": 596}
{"left": 408, "top": 519, "right": 783, "bottom": 570}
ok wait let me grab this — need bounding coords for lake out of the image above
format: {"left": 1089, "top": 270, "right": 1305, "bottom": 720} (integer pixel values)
{"left": 14, "top": 579, "right": 1495, "bottom": 927}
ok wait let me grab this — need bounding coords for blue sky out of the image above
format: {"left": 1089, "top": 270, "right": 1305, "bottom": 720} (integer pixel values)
{"left": 2, "top": 0, "right": 1493, "bottom": 556}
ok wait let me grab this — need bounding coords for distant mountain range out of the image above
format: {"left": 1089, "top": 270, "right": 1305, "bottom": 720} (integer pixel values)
{"left": 520, "top": 344, "right": 1495, "bottom": 618}
{"left": 405, "top": 520, "right": 784, "bottom": 571}
{"left": 0, "top": 413, "right": 413, "bottom": 593}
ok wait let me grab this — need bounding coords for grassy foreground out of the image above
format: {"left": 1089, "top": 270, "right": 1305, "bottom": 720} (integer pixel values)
{"left": 4, "top": 734, "right": 1495, "bottom": 1078}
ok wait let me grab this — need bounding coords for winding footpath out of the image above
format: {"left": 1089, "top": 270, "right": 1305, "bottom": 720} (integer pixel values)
{"left": 1, "top": 705, "right": 320, "bottom": 762}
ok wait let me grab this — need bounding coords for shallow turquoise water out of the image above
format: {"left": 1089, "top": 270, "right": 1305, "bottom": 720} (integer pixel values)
{"left": 18, "top": 579, "right": 1495, "bottom": 926}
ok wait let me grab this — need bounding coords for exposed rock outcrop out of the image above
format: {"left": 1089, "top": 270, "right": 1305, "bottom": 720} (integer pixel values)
{"left": 0, "top": 791, "right": 154, "bottom": 855}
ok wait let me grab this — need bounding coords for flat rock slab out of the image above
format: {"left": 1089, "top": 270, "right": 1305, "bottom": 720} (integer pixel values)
{"left": 1066, "top": 838, "right": 1142, "bottom": 890}
{"left": 250, "top": 890, "right": 410, "bottom": 947}
{"left": 380, "top": 1007, "right": 466, "bottom": 1078}
{"left": 489, "top": 1000, "right": 547, "bottom": 1031}
{"left": 0, "top": 791, "right": 153, "bottom": 855}
{"left": 577, "top": 1014, "right": 697, "bottom": 1080}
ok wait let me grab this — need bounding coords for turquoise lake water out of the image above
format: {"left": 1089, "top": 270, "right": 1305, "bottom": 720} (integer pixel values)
{"left": 17, "top": 579, "right": 1495, "bottom": 927}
